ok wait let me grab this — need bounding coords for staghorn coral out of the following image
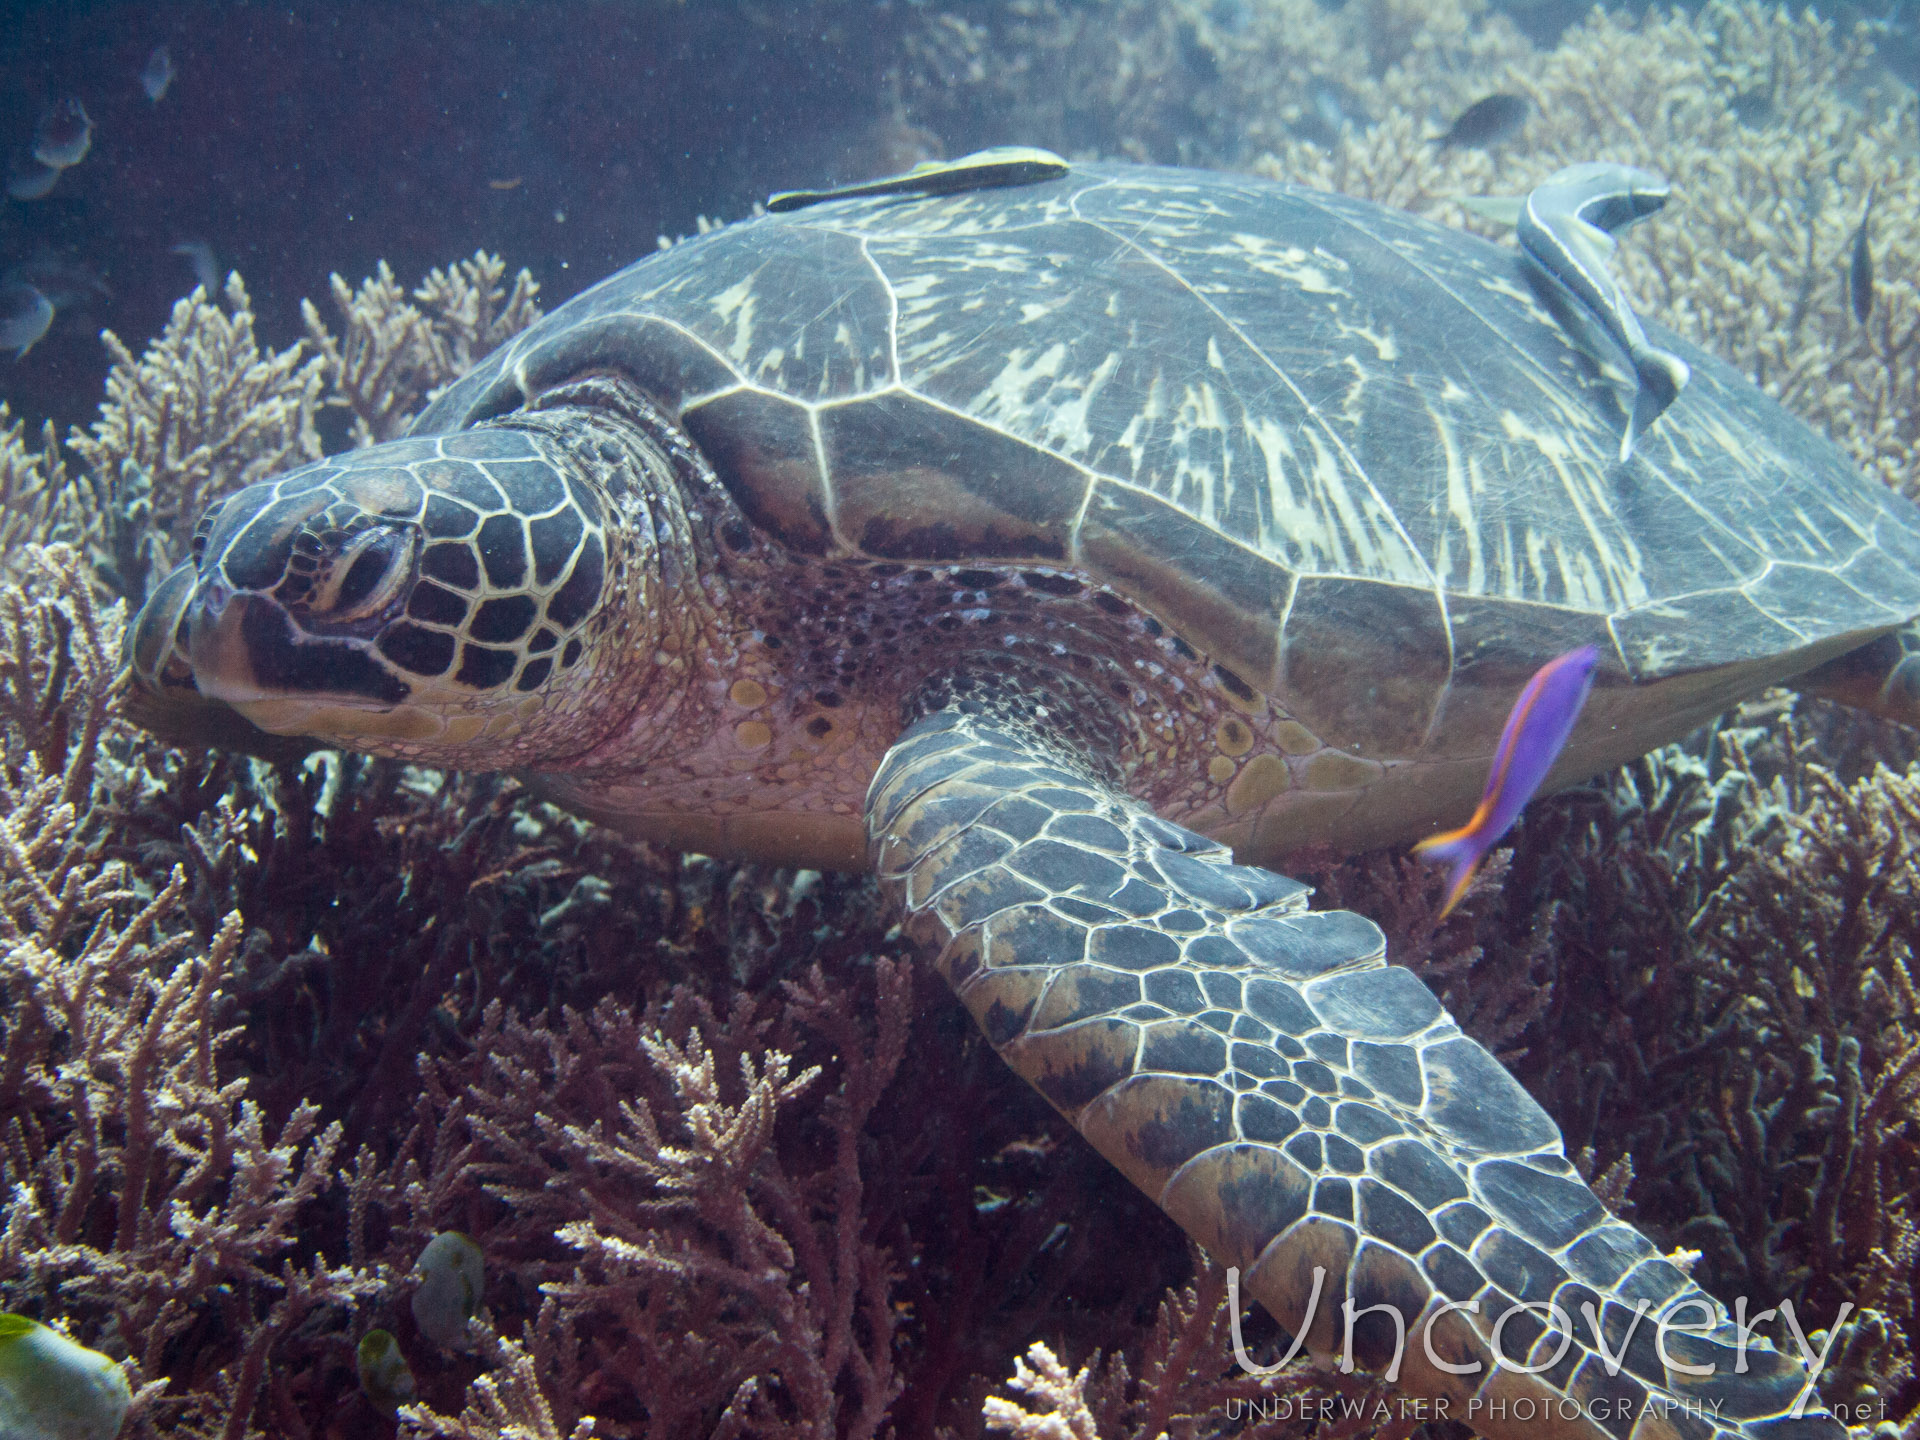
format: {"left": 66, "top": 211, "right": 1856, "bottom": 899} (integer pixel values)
{"left": 59, "top": 254, "right": 539, "bottom": 610}
{"left": 302, "top": 252, "right": 542, "bottom": 449}
{"left": 1519, "top": 717, "right": 1920, "bottom": 1418}
{"left": 0, "top": 407, "right": 78, "bottom": 566}
{"left": 405, "top": 1323, "right": 598, "bottom": 1440}
{"left": 384, "top": 961, "right": 912, "bottom": 1439}
{"left": 0, "top": 546, "right": 379, "bottom": 1438}
{"left": 979, "top": 1247, "right": 1397, "bottom": 1440}
{"left": 65, "top": 276, "right": 324, "bottom": 604}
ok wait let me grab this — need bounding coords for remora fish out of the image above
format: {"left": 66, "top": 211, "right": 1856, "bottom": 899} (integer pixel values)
{"left": 1517, "top": 161, "right": 1690, "bottom": 460}
{"left": 767, "top": 145, "right": 1069, "bottom": 213}
{"left": 1437, "top": 92, "right": 1530, "bottom": 149}
{"left": 1848, "top": 182, "right": 1876, "bottom": 324}
{"left": 1413, "top": 644, "right": 1600, "bottom": 917}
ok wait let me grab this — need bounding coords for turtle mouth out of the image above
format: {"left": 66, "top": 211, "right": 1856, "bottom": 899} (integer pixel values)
{"left": 184, "top": 581, "right": 413, "bottom": 721}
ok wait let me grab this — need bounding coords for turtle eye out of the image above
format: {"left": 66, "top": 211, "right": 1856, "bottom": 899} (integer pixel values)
{"left": 310, "top": 526, "right": 413, "bottom": 625}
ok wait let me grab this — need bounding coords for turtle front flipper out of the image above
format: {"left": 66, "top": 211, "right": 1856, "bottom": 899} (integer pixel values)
{"left": 869, "top": 706, "right": 1845, "bottom": 1440}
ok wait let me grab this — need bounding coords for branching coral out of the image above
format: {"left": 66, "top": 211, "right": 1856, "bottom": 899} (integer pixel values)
{"left": 1539, "top": 724, "right": 1920, "bottom": 1415}
{"left": 58, "top": 254, "right": 539, "bottom": 609}
{"left": 404, "top": 1322, "right": 599, "bottom": 1440}
{"left": 981, "top": 1250, "right": 1375, "bottom": 1440}
{"left": 382, "top": 959, "right": 913, "bottom": 1439}
{"left": 64, "top": 276, "right": 324, "bottom": 603}
{"left": 0, "top": 547, "right": 382, "bottom": 1438}
{"left": 303, "top": 253, "right": 541, "bottom": 448}
{"left": 0, "top": 407, "right": 78, "bottom": 565}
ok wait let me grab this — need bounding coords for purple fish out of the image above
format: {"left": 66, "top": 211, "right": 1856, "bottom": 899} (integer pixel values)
{"left": 1414, "top": 644, "right": 1600, "bottom": 917}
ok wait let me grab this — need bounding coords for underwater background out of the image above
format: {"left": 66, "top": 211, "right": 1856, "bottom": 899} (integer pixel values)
{"left": 0, "top": 0, "right": 1917, "bottom": 1436}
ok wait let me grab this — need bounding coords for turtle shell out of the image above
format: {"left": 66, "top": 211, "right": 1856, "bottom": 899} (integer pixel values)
{"left": 418, "top": 163, "right": 1920, "bottom": 767}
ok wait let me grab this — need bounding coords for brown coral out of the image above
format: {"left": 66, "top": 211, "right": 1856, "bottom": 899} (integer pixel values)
{"left": 65, "top": 276, "right": 324, "bottom": 602}
{"left": 303, "top": 252, "right": 541, "bottom": 448}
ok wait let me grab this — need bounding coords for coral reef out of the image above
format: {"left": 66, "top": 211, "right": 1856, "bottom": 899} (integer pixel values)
{"left": 303, "top": 254, "right": 542, "bottom": 449}
{"left": 0, "top": 408, "right": 77, "bottom": 566}
{"left": 1, "top": 2, "right": 1919, "bottom": 1436}
{"left": 66, "top": 277, "right": 324, "bottom": 605}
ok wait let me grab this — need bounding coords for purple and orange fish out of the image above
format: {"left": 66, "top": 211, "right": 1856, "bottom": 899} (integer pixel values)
{"left": 1414, "top": 644, "right": 1600, "bottom": 917}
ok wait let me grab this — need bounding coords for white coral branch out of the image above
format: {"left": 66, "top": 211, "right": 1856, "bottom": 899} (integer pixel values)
{"left": 985, "top": 1341, "right": 1105, "bottom": 1440}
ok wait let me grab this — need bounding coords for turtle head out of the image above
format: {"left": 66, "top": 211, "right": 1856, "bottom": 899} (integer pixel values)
{"left": 126, "top": 429, "right": 626, "bottom": 766}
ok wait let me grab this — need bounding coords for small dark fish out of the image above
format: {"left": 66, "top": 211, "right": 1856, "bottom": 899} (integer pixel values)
{"left": 141, "top": 45, "right": 174, "bottom": 102}
{"left": 6, "top": 253, "right": 109, "bottom": 310}
{"left": 6, "top": 160, "right": 59, "bottom": 201}
{"left": 171, "top": 241, "right": 219, "bottom": 295}
{"left": 0, "top": 282, "right": 54, "bottom": 357}
{"left": 1848, "top": 184, "right": 1876, "bottom": 325}
{"left": 1414, "top": 644, "right": 1600, "bottom": 917}
{"left": 1437, "top": 92, "right": 1530, "bottom": 150}
{"left": 33, "top": 99, "right": 92, "bottom": 170}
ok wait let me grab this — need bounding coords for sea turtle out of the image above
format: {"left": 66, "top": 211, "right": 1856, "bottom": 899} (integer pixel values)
{"left": 126, "top": 157, "right": 1920, "bottom": 1440}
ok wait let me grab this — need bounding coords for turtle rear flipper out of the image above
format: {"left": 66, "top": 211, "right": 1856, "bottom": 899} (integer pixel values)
{"left": 868, "top": 704, "right": 1844, "bottom": 1440}
{"left": 1796, "top": 625, "right": 1920, "bottom": 727}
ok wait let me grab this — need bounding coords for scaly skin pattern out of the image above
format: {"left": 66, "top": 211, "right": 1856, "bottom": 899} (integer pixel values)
{"left": 869, "top": 705, "right": 1845, "bottom": 1440}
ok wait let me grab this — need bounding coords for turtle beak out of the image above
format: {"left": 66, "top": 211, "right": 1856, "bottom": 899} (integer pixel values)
{"left": 125, "top": 561, "right": 302, "bottom": 716}
{"left": 179, "top": 578, "right": 412, "bottom": 731}
{"left": 123, "top": 563, "right": 330, "bottom": 753}
{"left": 182, "top": 581, "right": 293, "bottom": 708}
{"left": 125, "top": 560, "right": 199, "bottom": 698}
